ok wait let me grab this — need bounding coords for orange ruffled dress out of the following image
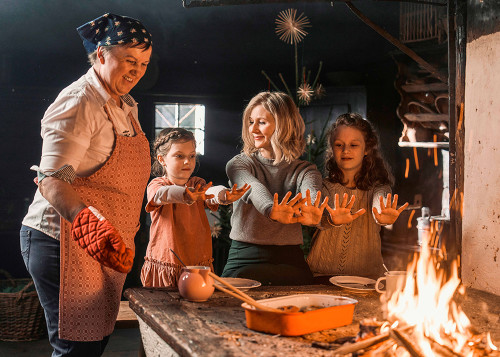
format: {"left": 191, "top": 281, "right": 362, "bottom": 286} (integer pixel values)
{"left": 141, "top": 176, "right": 216, "bottom": 287}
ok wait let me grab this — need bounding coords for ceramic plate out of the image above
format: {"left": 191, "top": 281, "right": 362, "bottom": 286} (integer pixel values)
{"left": 329, "top": 276, "right": 376, "bottom": 292}
{"left": 214, "top": 277, "right": 261, "bottom": 291}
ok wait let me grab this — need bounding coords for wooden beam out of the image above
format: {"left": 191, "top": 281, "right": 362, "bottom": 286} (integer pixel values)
{"left": 404, "top": 113, "right": 449, "bottom": 122}
{"left": 183, "top": 0, "right": 335, "bottom": 7}
{"left": 345, "top": 2, "right": 448, "bottom": 83}
{"left": 447, "top": 0, "right": 466, "bottom": 274}
{"left": 401, "top": 83, "right": 449, "bottom": 93}
{"left": 183, "top": 0, "right": 447, "bottom": 6}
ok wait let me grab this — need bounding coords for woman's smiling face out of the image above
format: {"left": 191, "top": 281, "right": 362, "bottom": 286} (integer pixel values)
{"left": 96, "top": 45, "right": 152, "bottom": 103}
{"left": 248, "top": 105, "right": 276, "bottom": 159}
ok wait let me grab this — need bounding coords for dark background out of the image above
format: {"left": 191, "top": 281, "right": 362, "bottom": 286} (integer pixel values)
{"left": 1, "top": 1, "right": 418, "bottom": 281}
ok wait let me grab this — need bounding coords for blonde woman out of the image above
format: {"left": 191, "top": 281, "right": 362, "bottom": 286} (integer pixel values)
{"left": 222, "top": 92, "right": 328, "bottom": 285}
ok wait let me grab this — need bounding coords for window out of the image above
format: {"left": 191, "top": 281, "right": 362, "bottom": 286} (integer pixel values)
{"left": 154, "top": 103, "right": 206, "bottom": 155}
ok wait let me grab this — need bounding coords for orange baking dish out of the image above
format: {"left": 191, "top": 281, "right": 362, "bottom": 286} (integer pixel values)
{"left": 241, "top": 294, "right": 358, "bottom": 336}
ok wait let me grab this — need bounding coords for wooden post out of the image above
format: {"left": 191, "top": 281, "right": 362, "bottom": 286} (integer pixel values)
{"left": 447, "top": 0, "right": 466, "bottom": 276}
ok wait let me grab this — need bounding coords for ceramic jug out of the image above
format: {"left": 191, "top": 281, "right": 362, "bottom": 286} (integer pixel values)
{"left": 178, "top": 266, "right": 214, "bottom": 302}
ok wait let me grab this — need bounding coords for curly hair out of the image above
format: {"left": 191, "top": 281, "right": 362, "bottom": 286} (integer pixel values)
{"left": 241, "top": 91, "right": 305, "bottom": 164}
{"left": 151, "top": 128, "right": 196, "bottom": 177}
{"left": 324, "top": 113, "right": 393, "bottom": 190}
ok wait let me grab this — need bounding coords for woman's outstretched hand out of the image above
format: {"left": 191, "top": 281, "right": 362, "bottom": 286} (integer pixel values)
{"left": 185, "top": 182, "right": 215, "bottom": 202}
{"left": 296, "top": 190, "right": 329, "bottom": 226}
{"left": 372, "top": 193, "right": 409, "bottom": 225}
{"left": 270, "top": 191, "right": 305, "bottom": 224}
{"left": 325, "top": 193, "right": 366, "bottom": 226}
{"left": 223, "top": 183, "right": 251, "bottom": 204}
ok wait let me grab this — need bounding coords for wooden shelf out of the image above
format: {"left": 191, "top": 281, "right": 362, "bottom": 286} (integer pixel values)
{"left": 398, "top": 141, "right": 449, "bottom": 148}
{"left": 404, "top": 113, "right": 449, "bottom": 122}
{"left": 401, "top": 83, "right": 449, "bottom": 93}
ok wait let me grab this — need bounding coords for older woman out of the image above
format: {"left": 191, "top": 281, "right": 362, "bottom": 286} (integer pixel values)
{"left": 20, "top": 13, "right": 152, "bottom": 356}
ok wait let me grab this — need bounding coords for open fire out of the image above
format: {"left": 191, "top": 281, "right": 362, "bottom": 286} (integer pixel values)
{"left": 381, "top": 235, "right": 498, "bottom": 356}
{"left": 335, "top": 229, "right": 498, "bottom": 356}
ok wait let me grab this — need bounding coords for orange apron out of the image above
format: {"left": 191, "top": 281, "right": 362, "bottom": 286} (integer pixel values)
{"left": 59, "top": 111, "right": 150, "bottom": 341}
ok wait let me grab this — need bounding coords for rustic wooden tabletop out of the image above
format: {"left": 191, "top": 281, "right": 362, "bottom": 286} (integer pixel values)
{"left": 124, "top": 284, "right": 500, "bottom": 357}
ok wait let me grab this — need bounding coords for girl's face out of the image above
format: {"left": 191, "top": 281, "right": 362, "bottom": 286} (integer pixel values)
{"left": 332, "top": 125, "right": 367, "bottom": 175}
{"left": 158, "top": 140, "right": 197, "bottom": 185}
{"left": 248, "top": 104, "right": 276, "bottom": 159}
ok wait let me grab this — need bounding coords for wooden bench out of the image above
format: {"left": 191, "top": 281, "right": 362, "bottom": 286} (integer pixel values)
{"left": 115, "top": 300, "right": 139, "bottom": 329}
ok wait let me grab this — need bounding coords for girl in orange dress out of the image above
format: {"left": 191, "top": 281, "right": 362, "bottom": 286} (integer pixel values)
{"left": 141, "top": 128, "right": 250, "bottom": 287}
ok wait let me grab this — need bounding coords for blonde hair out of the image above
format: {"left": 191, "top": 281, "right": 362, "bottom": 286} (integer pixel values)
{"left": 151, "top": 128, "right": 196, "bottom": 177}
{"left": 241, "top": 91, "right": 305, "bottom": 164}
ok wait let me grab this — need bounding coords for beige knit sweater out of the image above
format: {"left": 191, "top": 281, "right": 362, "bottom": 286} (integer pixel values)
{"left": 306, "top": 181, "right": 390, "bottom": 279}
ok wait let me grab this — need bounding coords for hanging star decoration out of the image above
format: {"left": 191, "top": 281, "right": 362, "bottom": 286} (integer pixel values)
{"left": 297, "top": 82, "right": 314, "bottom": 105}
{"left": 260, "top": 9, "right": 324, "bottom": 107}
{"left": 275, "top": 8, "right": 311, "bottom": 45}
{"left": 210, "top": 224, "right": 222, "bottom": 238}
{"left": 314, "top": 83, "right": 326, "bottom": 99}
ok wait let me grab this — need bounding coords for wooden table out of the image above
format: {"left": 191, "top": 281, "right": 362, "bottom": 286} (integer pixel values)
{"left": 124, "top": 285, "right": 500, "bottom": 357}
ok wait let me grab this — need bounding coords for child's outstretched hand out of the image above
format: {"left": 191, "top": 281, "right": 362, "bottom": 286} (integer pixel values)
{"left": 326, "top": 193, "right": 366, "bottom": 226}
{"left": 270, "top": 191, "right": 305, "bottom": 224}
{"left": 184, "top": 182, "right": 215, "bottom": 202}
{"left": 223, "top": 184, "right": 251, "bottom": 204}
{"left": 297, "top": 190, "right": 329, "bottom": 226}
{"left": 372, "top": 193, "right": 409, "bottom": 225}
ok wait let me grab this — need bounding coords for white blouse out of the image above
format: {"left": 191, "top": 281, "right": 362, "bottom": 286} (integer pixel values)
{"left": 22, "top": 67, "right": 143, "bottom": 239}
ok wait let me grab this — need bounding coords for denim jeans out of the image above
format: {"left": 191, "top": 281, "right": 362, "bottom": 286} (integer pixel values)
{"left": 20, "top": 225, "right": 110, "bottom": 357}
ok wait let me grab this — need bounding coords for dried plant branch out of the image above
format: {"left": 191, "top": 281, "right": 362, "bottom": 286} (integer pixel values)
{"left": 311, "top": 60, "right": 323, "bottom": 89}
{"left": 261, "top": 70, "right": 280, "bottom": 92}
{"left": 278, "top": 73, "right": 293, "bottom": 98}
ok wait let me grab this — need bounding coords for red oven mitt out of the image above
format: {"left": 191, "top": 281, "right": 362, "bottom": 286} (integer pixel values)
{"left": 71, "top": 206, "right": 134, "bottom": 273}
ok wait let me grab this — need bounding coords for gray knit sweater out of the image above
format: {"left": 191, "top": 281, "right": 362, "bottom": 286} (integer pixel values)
{"left": 226, "top": 152, "right": 322, "bottom": 246}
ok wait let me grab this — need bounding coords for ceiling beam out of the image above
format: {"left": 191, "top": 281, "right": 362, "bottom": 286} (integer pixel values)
{"left": 182, "top": 0, "right": 446, "bottom": 8}
{"left": 183, "top": 0, "right": 335, "bottom": 8}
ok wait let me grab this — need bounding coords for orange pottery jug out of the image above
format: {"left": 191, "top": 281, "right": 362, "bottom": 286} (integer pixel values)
{"left": 178, "top": 266, "right": 214, "bottom": 302}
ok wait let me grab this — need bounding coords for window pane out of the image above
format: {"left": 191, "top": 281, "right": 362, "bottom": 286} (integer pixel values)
{"left": 155, "top": 104, "right": 176, "bottom": 128}
{"left": 154, "top": 103, "right": 205, "bottom": 156}
{"left": 194, "top": 128, "right": 205, "bottom": 155}
{"left": 195, "top": 105, "right": 205, "bottom": 129}
{"left": 179, "top": 104, "right": 197, "bottom": 127}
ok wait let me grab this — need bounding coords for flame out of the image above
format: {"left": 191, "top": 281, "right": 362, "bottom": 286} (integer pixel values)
{"left": 383, "top": 236, "right": 497, "bottom": 356}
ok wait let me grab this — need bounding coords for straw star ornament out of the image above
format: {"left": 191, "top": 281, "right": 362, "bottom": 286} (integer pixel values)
{"left": 297, "top": 82, "right": 314, "bottom": 105}
{"left": 275, "top": 8, "right": 311, "bottom": 45}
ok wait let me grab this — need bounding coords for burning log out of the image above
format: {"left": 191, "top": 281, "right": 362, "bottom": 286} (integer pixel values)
{"left": 424, "top": 335, "right": 463, "bottom": 357}
{"left": 332, "top": 332, "right": 390, "bottom": 355}
{"left": 389, "top": 328, "right": 425, "bottom": 357}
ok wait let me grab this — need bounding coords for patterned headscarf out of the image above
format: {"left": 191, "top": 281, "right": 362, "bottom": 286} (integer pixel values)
{"left": 77, "top": 13, "right": 152, "bottom": 54}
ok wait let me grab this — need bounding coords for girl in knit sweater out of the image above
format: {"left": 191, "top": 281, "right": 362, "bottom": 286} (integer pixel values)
{"left": 141, "top": 128, "right": 250, "bottom": 287}
{"left": 307, "top": 113, "right": 409, "bottom": 279}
